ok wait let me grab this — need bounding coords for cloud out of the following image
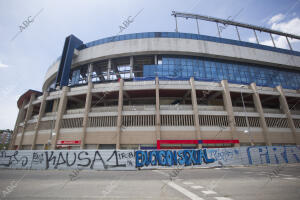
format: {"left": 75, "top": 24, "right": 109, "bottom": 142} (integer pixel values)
{"left": 270, "top": 17, "right": 300, "bottom": 48}
{"left": 0, "top": 97, "right": 18, "bottom": 129}
{"left": 250, "top": 14, "right": 300, "bottom": 49}
{"left": 271, "top": 17, "right": 300, "bottom": 35}
{"left": 268, "top": 13, "right": 285, "bottom": 24}
{"left": 248, "top": 37, "right": 257, "bottom": 43}
{"left": 260, "top": 36, "right": 289, "bottom": 49}
{"left": 0, "top": 60, "right": 9, "bottom": 68}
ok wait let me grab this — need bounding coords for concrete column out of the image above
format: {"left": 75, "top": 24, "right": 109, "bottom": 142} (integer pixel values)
{"left": 31, "top": 91, "right": 49, "bottom": 150}
{"left": 221, "top": 80, "right": 240, "bottom": 147}
{"left": 107, "top": 59, "right": 111, "bottom": 80}
{"left": 52, "top": 99, "right": 59, "bottom": 112}
{"left": 276, "top": 85, "right": 299, "bottom": 145}
{"left": 80, "top": 64, "right": 94, "bottom": 149}
{"left": 155, "top": 77, "right": 161, "bottom": 142}
{"left": 116, "top": 79, "right": 124, "bottom": 149}
{"left": 51, "top": 86, "right": 69, "bottom": 150}
{"left": 87, "top": 63, "right": 93, "bottom": 82}
{"left": 251, "top": 83, "right": 271, "bottom": 146}
{"left": 81, "top": 65, "right": 94, "bottom": 149}
{"left": 154, "top": 55, "right": 158, "bottom": 65}
{"left": 130, "top": 56, "right": 134, "bottom": 79}
{"left": 190, "top": 77, "right": 202, "bottom": 148}
{"left": 17, "top": 93, "right": 36, "bottom": 149}
{"left": 9, "top": 100, "right": 27, "bottom": 150}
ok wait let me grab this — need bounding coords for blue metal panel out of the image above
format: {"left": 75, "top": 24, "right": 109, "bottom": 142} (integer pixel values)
{"left": 55, "top": 35, "right": 83, "bottom": 88}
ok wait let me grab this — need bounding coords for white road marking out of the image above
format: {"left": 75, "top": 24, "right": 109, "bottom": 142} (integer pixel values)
{"left": 191, "top": 185, "right": 204, "bottom": 189}
{"left": 202, "top": 190, "right": 217, "bottom": 195}
{"left": 152, "top": 170, "right": 169, "bottom": 177}
{"left": 214, "top": 197, "right": 233, "bottom": 200}
{"left": 183, "top": 181, "right": 194, "bottom": 185}
{"left": 280, "top": 174, "right": 292, "bottom": 177}
{"left": 271, "top": 175, "right": 280, "bottom": 178}
{"left": 164, "top": 181, "right": 204, "bottom": 200}
{"left": 282, "top": 177, "right": 297, "bottom": 180}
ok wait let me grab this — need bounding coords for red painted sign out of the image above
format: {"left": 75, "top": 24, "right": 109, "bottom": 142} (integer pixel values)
{"left": 57, "top": 140, "right": 81, "bottom": 145}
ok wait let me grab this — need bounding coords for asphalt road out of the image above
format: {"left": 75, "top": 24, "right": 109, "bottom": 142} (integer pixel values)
{"left": 0, "top": 164, "right": 300, "bottom": 200}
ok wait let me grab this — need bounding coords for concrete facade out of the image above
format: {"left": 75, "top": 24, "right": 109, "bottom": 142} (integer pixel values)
{"left": 11, "top": 79, "right": 300, "bottom": 150}
{"left": 43, "top": 37, "right": 300, "bottom": 91}
{"left": 11, "top": 33, "right": 300, "bottom": 150}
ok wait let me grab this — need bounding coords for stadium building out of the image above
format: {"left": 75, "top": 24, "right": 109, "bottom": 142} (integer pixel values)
{"left": 9, "top": 14, "right": 300, "bottom": 150}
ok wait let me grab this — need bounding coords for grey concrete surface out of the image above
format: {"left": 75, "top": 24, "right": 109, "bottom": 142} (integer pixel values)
{"left": 0, "top": 164, "right": 300, "bottom": 200}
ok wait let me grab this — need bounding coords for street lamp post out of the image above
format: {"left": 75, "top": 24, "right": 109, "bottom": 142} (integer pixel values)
{"left": 240, "top": 85, "right": 254, "bottom": 146}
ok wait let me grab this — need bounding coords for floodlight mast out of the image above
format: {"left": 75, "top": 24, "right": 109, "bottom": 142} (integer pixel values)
{"left": 171, "top": 11, "right": 300, "bottom": 50}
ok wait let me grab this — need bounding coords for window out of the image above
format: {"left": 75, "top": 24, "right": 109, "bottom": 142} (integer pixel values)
{"left": 139, "top": 55, "right": 300, "bottom": 90}
{"left": 69, "top": 65, "right": 88, "bottom": 86}
{"left": 118, "top": 65, "right": 131, "bottom": 79}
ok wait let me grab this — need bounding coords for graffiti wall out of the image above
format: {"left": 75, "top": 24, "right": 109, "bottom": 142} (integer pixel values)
{"left": 0, "top": 146, "right": 299, "bottom": 170}
{"left": 136, "top": 145, "right": 300, "bottom": 168}
{"left": 135, "top": 149, "right": 215, "bottom": 167}
{"left": 0, "top": 150, "right": 135, "bottom": 170}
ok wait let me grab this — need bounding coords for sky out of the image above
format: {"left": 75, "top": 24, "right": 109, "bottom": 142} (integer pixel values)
{"left": 0, "top": 0, "right": 300, "bottom": 130}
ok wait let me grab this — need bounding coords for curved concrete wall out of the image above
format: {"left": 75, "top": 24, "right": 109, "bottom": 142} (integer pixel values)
{"left": 43, "top": 37, "right": 300, "bottom": 91}
{"left": 14, "top": 78, "right": 300, "bottom": 150}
